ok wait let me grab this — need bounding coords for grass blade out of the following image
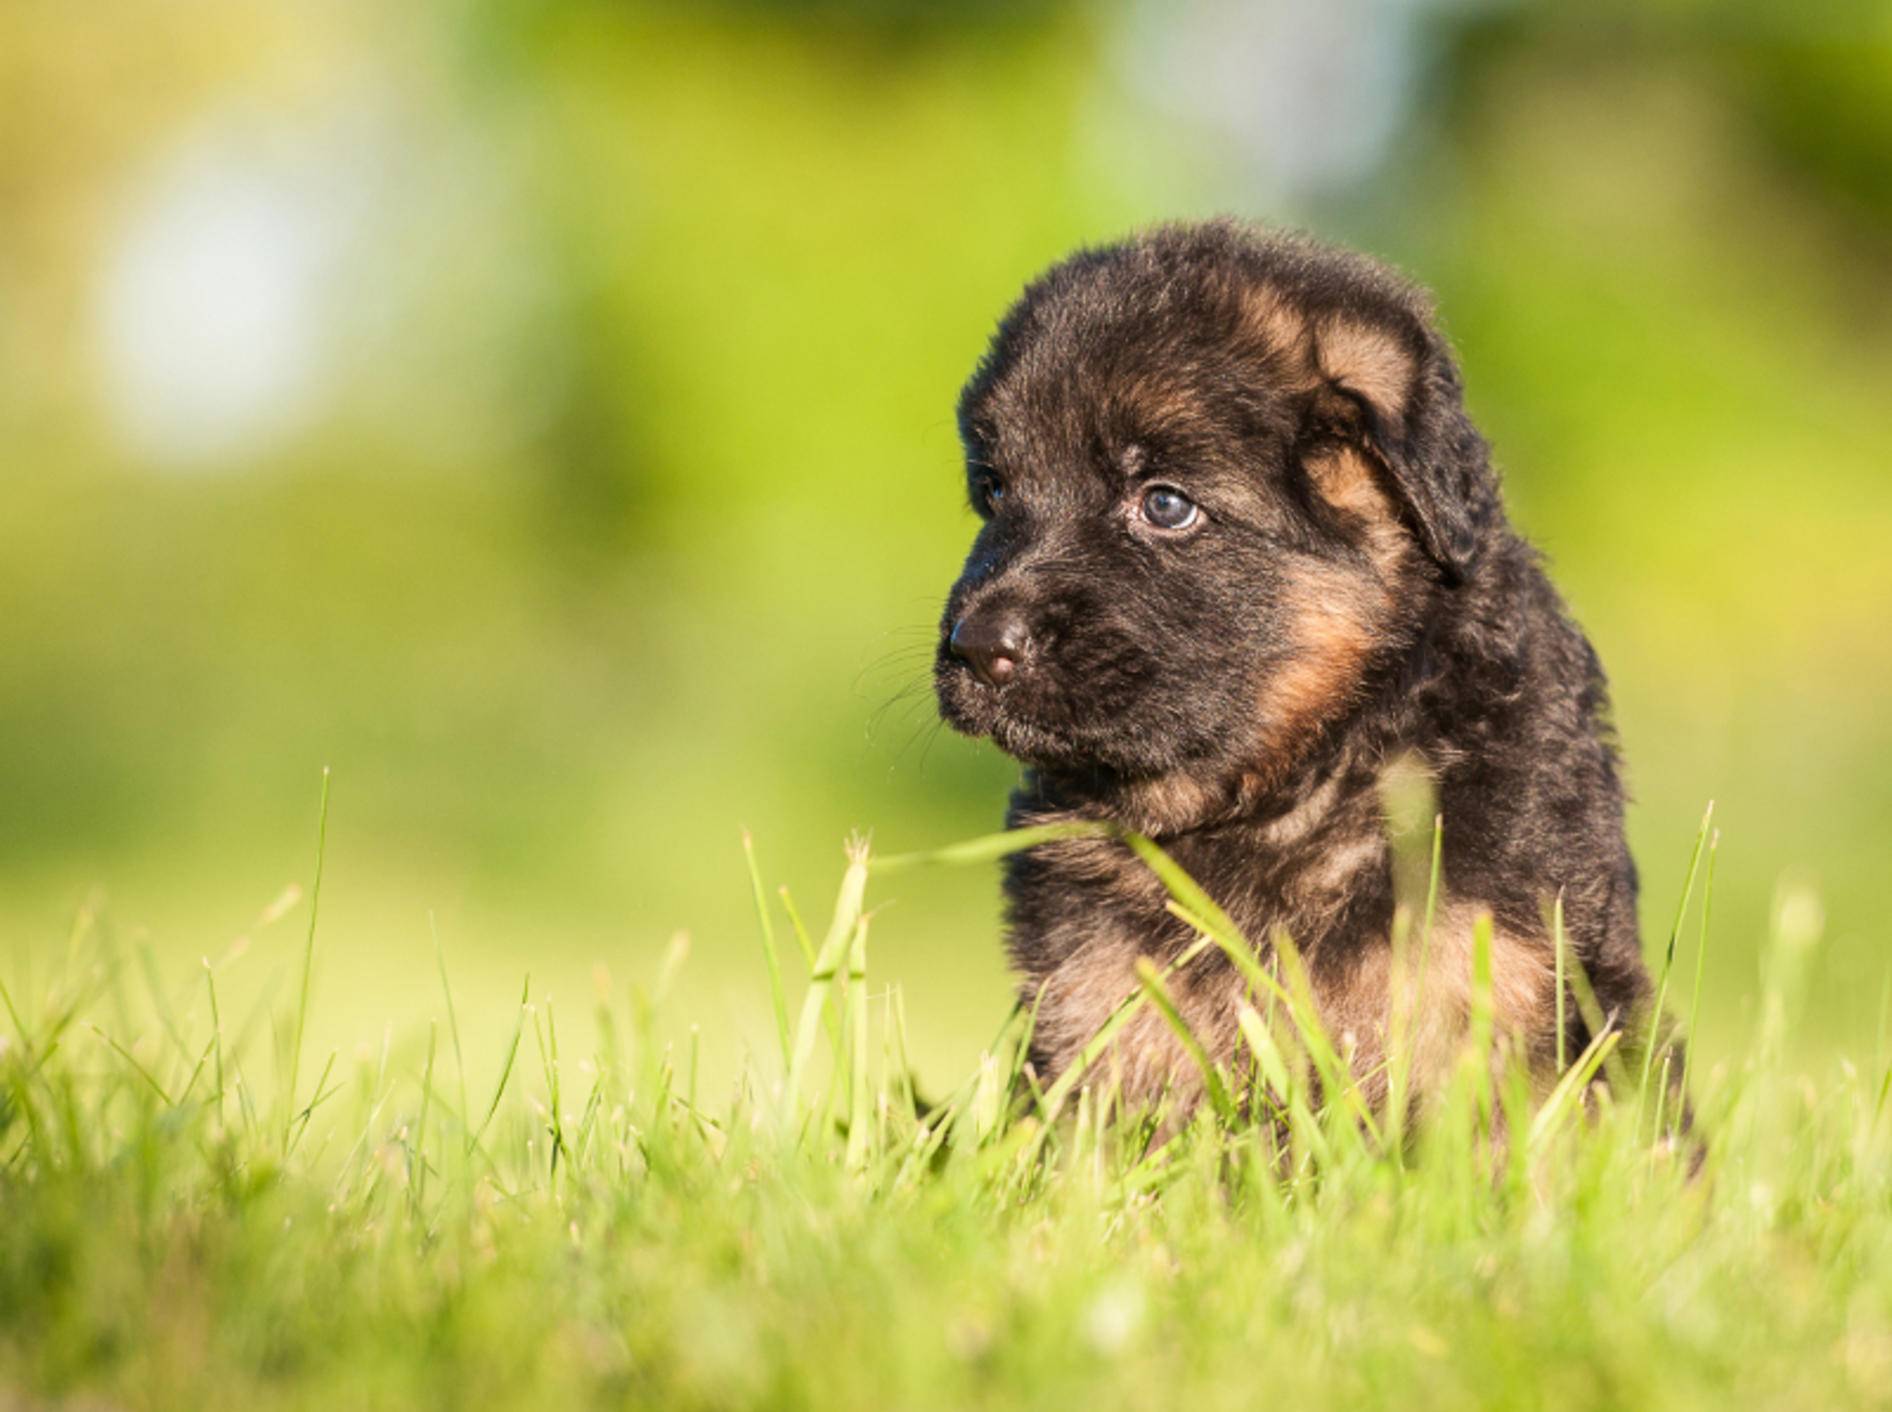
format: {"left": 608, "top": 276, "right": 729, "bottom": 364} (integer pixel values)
{"left": 873, "top": 820, "right": 1115, "bottom": 872}
{"left": 89, "top": 1024, "right": 173, "bottom": 1106}
{"left": 1135, "top": 958, "right": 1235, "bottom": 1124}
{"left": 1036, "top": 934, "right": 1215, "bottom": 1124}
{"left": 430, "top": 913, "right": 472, "bottom": 1160}
{"left": 1679, "top": 828, "right": 1719, "bottom": 1102}
{"left": 1553, "top": 889, "right": 1568, "bottom": 1074}
{"left": 844, "top": 917, "right": 873, "bottom": 1173}
{"left": 784, "top": 836, "right": 870, "bottom": 1124}
{"left": 1638, "top": 802, "right": 1713, "bottom": 1116}
{"left": 284, "top": 767, "right": 332, "bottom": 1154}
{"left": 743, "top": 831, "right": 793, "bottom": 1070}
{"left": 473, "top": 974, "right": 530, "bottom": 1147}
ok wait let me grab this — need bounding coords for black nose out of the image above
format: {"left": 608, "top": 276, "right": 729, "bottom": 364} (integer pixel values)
{"left": 949, "top": 606, "right": 1029, "bottom": 688}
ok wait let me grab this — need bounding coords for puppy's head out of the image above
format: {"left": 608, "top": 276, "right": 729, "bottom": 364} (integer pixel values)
{"left": 935, "top": 221, "right": 1502, "bottom": 828}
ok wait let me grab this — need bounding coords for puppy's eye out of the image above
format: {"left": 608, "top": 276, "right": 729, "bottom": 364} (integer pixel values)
{"left": 975, "top": 474, "right": 1006, "bottom": 517}
{"left": 1139, "top": 485, "right": 1199, "bottom": 531}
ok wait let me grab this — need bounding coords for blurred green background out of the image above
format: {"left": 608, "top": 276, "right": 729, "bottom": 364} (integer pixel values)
{"left": 3, "top": 0, "right": 1889, "bottom": 1089}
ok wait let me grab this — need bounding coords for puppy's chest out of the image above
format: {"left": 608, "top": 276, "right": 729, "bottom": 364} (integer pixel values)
{"left": 1002, "top": 800, "right": 1397, "bottom": 1084}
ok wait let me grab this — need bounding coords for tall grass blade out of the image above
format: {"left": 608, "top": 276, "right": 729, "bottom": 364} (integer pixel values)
{"left": 743, "top": 831, "right": 793, "bottom": 1069}
{"left": 785, "top": 837, "right": 870, "bottom": 1123}
{"left": 1638, "top": 801, "right": 1714, "bottom": 1115}
{"left": 1528, "top": 1027, "right": 1623, "bottom": 1154}
{"left": 473, "top": 974, "right": 530, "bottom": 1147}
{"left": 88, "top": 1024, "right": 173, "bottom": 1106}
{"left": 1553, "top": 889, "right": 1568, "bottom": 1074}
{"left": 778, "top": 886, "right": 818, "bottom": 970}
{"left": 415, "top": 1020, "right": 438, "bottom": 1213}
{"left": 873, "top": 820, "right": 1115, "bottom": 872}
{"left": 1467, "top": 909, "right": 1496, "bottom": 1136}
{"left": 203, "top": 959, "right": 225, "bottom": 1118}
{"left": 1036, "top": 934, "right": 1215, "bottom": 1125}
{"left": 1680, "top": 829, "right": 1719, "bottom": 1102}
{"left": 284, "top": 767, "right": 332, "bottom": 1154}
{"left": 430, "top": 913, "right": 472, "bottom": 1159}
{"left": 1135, "top": 958, "right": 1235, "bottom": 1124}
{"left": 844, "top": 917, "right": 872, "bottom": 1173}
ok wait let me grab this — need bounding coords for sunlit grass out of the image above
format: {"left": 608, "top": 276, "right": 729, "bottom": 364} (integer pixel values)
{"left": 2, "top": 806, "right": 1889, "bottom": 1409}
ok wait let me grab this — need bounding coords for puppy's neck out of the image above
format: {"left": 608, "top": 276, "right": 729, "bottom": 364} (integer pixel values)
{"left": 1018, "top": 737, "right": 1374, "bottom": 843}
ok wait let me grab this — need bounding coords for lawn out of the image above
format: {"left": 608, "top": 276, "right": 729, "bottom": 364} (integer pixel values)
{"left": 5, "top": 806, "right": 1888, "bottom": 1412}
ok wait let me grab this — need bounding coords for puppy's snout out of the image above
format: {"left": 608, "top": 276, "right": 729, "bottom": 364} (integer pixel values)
{"left": 949, "top": 605, "right": 1030, "bottom": 689}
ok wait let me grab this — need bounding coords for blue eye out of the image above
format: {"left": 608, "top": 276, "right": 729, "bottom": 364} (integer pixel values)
{"left": 1141, "top": 485, "right": 1199, "bottom": 530}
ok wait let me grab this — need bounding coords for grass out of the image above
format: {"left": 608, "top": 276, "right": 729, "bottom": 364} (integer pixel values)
{"left": 3, "top": 806, "right": 1891, "bottom": 1411}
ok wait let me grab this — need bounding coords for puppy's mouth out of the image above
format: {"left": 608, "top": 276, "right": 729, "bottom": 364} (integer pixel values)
{"left": 933, "top": 648, "right": 1105, "bottom": 771}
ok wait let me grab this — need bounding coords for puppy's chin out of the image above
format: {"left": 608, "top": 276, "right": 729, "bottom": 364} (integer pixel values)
{"left": 934, "top": 657, "right": 1176, "bottom": 776}
{"left": 933, "top": 668, "right": 1028, "bottom": 754}
{"left": 935, "top": 659, "right": 1084, "bottom": 770}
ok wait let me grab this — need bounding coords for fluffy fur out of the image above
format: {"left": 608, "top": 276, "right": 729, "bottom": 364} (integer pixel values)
{"left": 934, "top": 220, "right": 1653, "bottom": 1116}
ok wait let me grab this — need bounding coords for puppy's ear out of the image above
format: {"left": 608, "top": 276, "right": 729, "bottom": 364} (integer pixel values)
{"left": 1311, "top": 313, "right": 1500, "bottom": 583}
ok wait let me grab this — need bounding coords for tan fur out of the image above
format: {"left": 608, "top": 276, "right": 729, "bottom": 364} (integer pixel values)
{"left": 1041, "top": 898, "right": 1555, "bottom": 1119}
{"left": 1238, "top": 282, "right": 1415, "bottom": 426}
{"left": 1321, "top": 903, "right": 1556, "bottom": 1108}
{"left": 1032, "top": 927, "right": 1239, "bottom": 1111}
{"left": 1255, "top": 770, "right": 1346, "bottom": 848}
{"left": 1238, "top": 281, "right": 1308, "bottom": 359}
{"left": 1418, "top": 904, "right": 1556, "bottom": 1038}
{"left": 1300, "top": 835, "right": 1386, "bottom": 899}
{"left": 1302, "top": 446, "right": 1413, "bottom": 578}
{"left": 1113, "top": 770, "right": 1241, "bottom": 837}
{"left": 1302, "top": 445, "right": 1386, "bottom": 518}
{"left": 1250, "top": 445, "right": 1425, "bottom": 784}
{"left": 1103, "top": 727, "right": 1383, "bottom": 841}
{"left": 1115, "top": 373, "right": 1202, "bottom": 433}
{"left": 1253, "top": 573, "right": 1377, "bottom": 767}
{"left": 1314, "top": 315, "right": 1416, "bottom": 422}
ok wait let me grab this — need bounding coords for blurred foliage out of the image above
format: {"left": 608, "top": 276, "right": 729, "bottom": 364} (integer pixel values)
{"left": 0, "top": 0, "right": 1888, "bottom": 1083}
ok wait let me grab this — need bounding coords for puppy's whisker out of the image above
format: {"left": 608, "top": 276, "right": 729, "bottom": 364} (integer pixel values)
{"left": 867, "top": 686, "right": 939, "bottom": 743}
{"left": 912, "top": 718, "right": 949, "bottom": 776}
{"left": 875, "top": 713, "right": 945, "bottom": 772}
{"left": 855, "top": 647, "right": 943, "bottom": 698}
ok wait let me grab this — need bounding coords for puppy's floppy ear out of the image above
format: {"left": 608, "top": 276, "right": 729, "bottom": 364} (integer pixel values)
{"left": 1312, "top": 313, "right": 1501, "bottom": 584}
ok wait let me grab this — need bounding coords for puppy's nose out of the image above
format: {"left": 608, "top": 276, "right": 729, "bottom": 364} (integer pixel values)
{"left": 950, "top": 606, "right": 1030, "bottom": 688}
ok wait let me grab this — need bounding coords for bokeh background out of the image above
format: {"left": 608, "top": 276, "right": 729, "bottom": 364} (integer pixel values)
{"left": 3, "top": 0, "right": 1889, "bottom": 1089}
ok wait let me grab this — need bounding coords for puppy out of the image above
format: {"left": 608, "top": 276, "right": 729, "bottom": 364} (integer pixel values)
{"left": 934, "top": 220, "right": 1654, "bottom": 1116}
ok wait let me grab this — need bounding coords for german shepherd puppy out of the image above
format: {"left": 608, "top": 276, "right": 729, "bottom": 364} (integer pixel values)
{"left": 935, "top": 220, "right": 1653, "bottom": 1115}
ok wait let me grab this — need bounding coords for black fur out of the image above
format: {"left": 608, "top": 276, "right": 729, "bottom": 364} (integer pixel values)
{"left": 933, "top": 220, "right": 1652, "bottom": 1113}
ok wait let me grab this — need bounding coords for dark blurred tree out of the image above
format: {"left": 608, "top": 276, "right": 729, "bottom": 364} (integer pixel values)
{"left": 1432, "top": 0, "right": 1892, "bottom": 246}
{"left": 1729, "top": 34, "right": 1892, "bottom": 232}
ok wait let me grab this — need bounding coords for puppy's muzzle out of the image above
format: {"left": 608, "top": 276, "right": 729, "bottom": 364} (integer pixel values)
{"left": 948, "top": 603, "right": 1030, "bottom": 689}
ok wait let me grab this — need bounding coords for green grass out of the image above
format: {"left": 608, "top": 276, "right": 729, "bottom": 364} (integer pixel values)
{"left": 3, "top": 815, "right": 1890, "bottom": 1412}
